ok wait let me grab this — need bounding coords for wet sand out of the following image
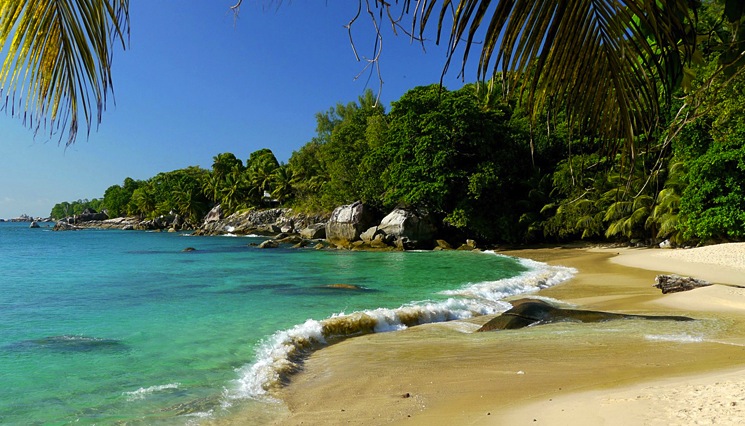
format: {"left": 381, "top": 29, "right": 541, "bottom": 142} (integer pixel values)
{"left": 226, "top": 244, "right": 745, "bottom": 425}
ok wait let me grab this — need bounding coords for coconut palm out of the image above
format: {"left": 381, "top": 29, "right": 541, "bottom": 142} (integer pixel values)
{"left": 367, "top": 0, "right": 717, "bottom": 152}
{"left": 646, "top": 161, "right": 686, "bottom": 244}
{"left": 604, "top": 193, "right": 654, "bottom": 240}
{"left": 0, "top": 0, "right": 129, "bottom": 145}
{"left": 2, "top": 1, "right": 742, "bottom": 150}
{"left": 130, "top": 184, "right": 156, "bottom": 218}
{"left": 270, "top": 164, "right": 295, "bottom": 204}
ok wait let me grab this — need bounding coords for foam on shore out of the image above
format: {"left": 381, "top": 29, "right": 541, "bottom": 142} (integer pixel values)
{"left": 228, "top": 253, "right": 576, "bottom": 401}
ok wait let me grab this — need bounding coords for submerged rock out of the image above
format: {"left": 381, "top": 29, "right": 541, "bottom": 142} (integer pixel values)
{"left": 258, "top": 239, "right": 280, "bottom": 249}
{"left": 477, "top": 299, "right": 694, "bottom": 331}
{"left": 318, "top": 284, "right": 368, "bottom": 291}
{"left": 8, "top": 335, "right": 127, "bottom": 353}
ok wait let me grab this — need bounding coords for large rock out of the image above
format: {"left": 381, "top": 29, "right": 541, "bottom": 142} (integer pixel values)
{"left": 325, "top": 201, "right": 376, "bottom": 247}
{"left": 360, "top": 226, "right": 378, "bottom": 243}
{"left": 53, "top": 221, "right": 81, "bottom": 231}
{"left": 300, "top": 223, "right": 326, "bottom": 239}
{"left": 377, "top": 208, "right": 436, "bottom": 249}
{"left": 136, "top": 214, "right": 177, "bottom": 231}
{"left": 357, "top": 226, "right": 395, "bottom": 249}
{"left": 75, "top": 208, "right": 109, "bottom": 223}
{"left": 477, "top": 299, "right": 694, "bottom": 331}
{"left": 654, "top": 274, "right": 712, "bottom": 294}
{"left": 203, "top": 204, "right": 223, "bottom": 224}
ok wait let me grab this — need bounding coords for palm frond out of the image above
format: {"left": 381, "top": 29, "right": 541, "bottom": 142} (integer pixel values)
{"left": 401, "top": 0, "right": 696, "bottom": 151}
{"left": 0, "top": 0, "right": 129, "bottom": 145}
{"left": 603, "top": 200, "right": 631, "bottom": 221}
{"left": 604, "top": 217, "right": 626, "bottom": 238}
{"left": 656, "top": 212, "right": 679, "bottom": 238}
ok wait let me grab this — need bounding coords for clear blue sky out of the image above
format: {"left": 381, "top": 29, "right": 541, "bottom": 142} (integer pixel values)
{"left": 1, "top": 1, "right": 475, "bottom": 219}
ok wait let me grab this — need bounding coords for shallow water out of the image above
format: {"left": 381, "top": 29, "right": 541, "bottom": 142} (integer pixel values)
{"left": 0, "top": 222, "right": 574, "bottom": 424}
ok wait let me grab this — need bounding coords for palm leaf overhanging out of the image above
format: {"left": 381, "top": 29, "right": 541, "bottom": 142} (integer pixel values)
{"left": 379, "top": 0, "right": 698, "bottom": 154}
{"left": 0, "top": 0, "right": 129, "bottom": 145}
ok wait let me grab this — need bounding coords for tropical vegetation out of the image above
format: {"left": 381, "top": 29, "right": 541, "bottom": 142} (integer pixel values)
{"left": 4, "top": 1, "right": 745, "bottom": 245}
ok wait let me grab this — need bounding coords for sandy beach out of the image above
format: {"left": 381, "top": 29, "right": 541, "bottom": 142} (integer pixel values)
{"left": 499, "top": 244, "right": 745, "bottom": 426}
{"left": 220, "top": 243, "right": 745, "bottom": 425}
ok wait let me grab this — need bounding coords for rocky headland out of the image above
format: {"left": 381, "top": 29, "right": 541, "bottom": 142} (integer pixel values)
{"left": 50, "top": 201, "right": 481, "bottom": 252}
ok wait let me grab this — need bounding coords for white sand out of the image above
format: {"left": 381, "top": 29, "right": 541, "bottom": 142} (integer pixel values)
{"left": 500, "top": 366, "right": 745, "bottom": 426}
{"left": 501, "top": 243, "right": 745, "bottom": 425}
{"left": 604, "top": 242, "right": 745, "bottom": 286}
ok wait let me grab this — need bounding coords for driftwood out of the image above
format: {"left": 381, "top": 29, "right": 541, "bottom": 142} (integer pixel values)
{"left": 654, "top": 274, "right": 712, "bottom": 294}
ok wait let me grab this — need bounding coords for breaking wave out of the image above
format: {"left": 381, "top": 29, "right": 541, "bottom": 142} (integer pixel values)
{"left": 229, "top": 252, "right": 576, "bottom": 400}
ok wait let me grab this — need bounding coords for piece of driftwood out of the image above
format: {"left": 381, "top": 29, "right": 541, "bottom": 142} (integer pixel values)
{"left": 654, "top": 274, "right": 712, "bottom": 294}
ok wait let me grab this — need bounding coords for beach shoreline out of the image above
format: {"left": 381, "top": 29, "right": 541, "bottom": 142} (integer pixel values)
{"left": 215, "top": 243, "right": 745, "bottom": 425}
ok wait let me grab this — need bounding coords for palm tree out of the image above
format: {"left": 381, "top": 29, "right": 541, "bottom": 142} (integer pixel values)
{"left": 173, "top": 179, "right": 206, "bottom": 226}
{"left": 130, "top": 184, "right": 156, "bottom": 218}
{"left": 270, "top": 164, "right": 295, "bottom": 204}
{"left": 201, "top": 172, "right": 226, "bottom": 206}
{"left": 219, "top": 165, "right": 251, "bottom": 214}
{"left": 2, "top": 1, "right": 742, "bottom": 150}
{"left": 0, "top": 0, "right": 129, "bottom": 145}
{"left": 354, "top": 0, "right": 742, "bottom": 154}
{"left": 604, "top": 193, "right": 654, "bottom": 240}
{"left": 646, "top": 161, "right": 686, "bottom": 244}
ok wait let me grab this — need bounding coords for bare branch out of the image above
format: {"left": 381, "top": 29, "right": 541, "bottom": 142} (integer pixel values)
{"left": 345, "top": 2, "right": 364, "bottom": 61}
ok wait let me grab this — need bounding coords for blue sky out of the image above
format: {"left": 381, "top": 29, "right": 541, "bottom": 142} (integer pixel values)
{"left": 1, "top": 1, "right": 475, "bottom": 219}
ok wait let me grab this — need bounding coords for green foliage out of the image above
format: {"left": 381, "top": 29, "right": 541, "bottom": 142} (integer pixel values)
{"left": 49, "top": 199, "right": 103, "bottom": 219}
{"left": 675, "top": 52, "right": 745, "bottom": 242}
{"left": 46, "top": 2, "right": 745, "bottom": 246}
{"left": 147, "top": 167, "right": 210, "bottom": 225}
{"left": 102, "top": 177, "right": 144, "bottom": 218}
{"left": 284, "top": 89, "right": 386, "bottom": 211}
{"left": 377, "top": 84, "right": 533, "bottom": 241}
{"left": 680, "top": 141, "right": 745, "bottom": 241}
{"left": 287, "top": 140, "right": 329, "bottom": 211}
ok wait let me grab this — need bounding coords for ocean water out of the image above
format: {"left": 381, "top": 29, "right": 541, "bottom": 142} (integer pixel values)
{"left": 0, "top": 221, "right": 575, "bottom": 424}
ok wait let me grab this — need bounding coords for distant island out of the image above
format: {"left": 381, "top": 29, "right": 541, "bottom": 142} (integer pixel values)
{"left": 4, "top": 214, "right": 53, "bottom": 223}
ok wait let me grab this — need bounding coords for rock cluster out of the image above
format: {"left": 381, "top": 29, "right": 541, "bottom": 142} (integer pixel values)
{"left": 52, "top": 208, "right": 188, "bottom": 232}
{"left": 204, "top": 201, "right": 479, "bottom": 252}
{"left": 51, "top": 201, "right": 479, "bottom": 253}
{"left": 193, "top": 207, "right": 327, "bottom": 237}
{"left": 9, "top": 214, "right": 53, "bottom": 223}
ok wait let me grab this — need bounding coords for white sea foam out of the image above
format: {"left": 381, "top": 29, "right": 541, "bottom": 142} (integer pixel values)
{"left": 644, "top": 333, "right": 705, "bottom": 343}
{"left": 228, "top": 252, "right": 576, "bottom": 401}
{"left": 123, "top": 383, "right": 180, "bottom": 401}
{"left": 440, "top": 253, "right": 577, "bottom": 302}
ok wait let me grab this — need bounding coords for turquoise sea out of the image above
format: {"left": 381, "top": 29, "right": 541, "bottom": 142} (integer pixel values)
{"left": 0, "top": 221, "right": 575, "bottom": 424}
